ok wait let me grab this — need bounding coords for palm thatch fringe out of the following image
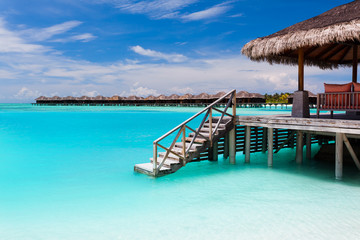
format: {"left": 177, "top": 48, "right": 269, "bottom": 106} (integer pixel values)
{"left": 242, "top": 19, "right": 360, "bottom": 69}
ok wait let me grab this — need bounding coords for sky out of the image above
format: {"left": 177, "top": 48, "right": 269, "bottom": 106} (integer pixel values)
{"left": 0, "top": 0, "right": 354, "bottom": 102}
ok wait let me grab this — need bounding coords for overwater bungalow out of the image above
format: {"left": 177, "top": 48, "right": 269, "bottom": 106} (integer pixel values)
{"left": 135, "top": 1, "right": 360, "bottom": 180}
{"left": 236, "top": 91, "right": 265, "bottom": 104}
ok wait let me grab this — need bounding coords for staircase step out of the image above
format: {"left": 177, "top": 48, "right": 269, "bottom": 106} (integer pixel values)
{"left": 175, "top": 142, "right": 203, "bottom": 150}
{"left": 189, "top": 132, "right": 210, "bottom": 138}
{"left": 210, "top": 116, "right": 232, "bottom": 124}
{"left": 185, "top": 137, "right": 207, "bottom": 144}
{"left": 150, "top": 157, "right": 181, "bottom": 167}
{"left": 158, "top": 152, "right": 181, "bottom": 160}
{"left": 197, "top": 127, "right": 225, "bottom": 134}
{"left": 172, "top": 147, "right": 196, "bottom": 153}
{"left": 134, "top": 163, "right": 171, "bottom": 176}
{"left": 203, "top": 123, "right": 226, "bottom": 128}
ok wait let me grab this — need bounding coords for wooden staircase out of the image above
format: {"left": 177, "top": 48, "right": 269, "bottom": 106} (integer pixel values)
{"left": 134, "top": 90, "right": 237, "bottom": 177}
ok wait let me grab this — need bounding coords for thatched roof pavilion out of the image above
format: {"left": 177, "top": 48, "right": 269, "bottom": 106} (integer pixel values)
{"left": 242, "top": 1, "right": 360, "bottom": 71}
{"left": 242, "top": 1, "right": 360, "bottom": 117}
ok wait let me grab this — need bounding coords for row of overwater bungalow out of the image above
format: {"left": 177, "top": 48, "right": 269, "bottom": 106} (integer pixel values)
{"left": 34, "top": 91, "right": 265, "bottom": 106}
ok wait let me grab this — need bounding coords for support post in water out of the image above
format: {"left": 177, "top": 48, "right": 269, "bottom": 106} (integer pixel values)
{"left": 335, "top": 132, "right": 344, "bottom": 180}
{"left": 306, "top": 133, "right": 312, "bottom": 160}
{"left": 262, "top": 127, "right": 267, "bottom": 153}
{"left": 268, "top": 128, "right": 273, "bottom": 167}
{"left": 229, "top": 128, "right": 236, "bottom": 164}
{"left": 223, "top": 132, "right": 229, "bottom": 159}
{"left": 296, "top": 131, "right": 304, "bottom": 164}
{"left": 245, "top": 126, "right": 251, "bottom": 163}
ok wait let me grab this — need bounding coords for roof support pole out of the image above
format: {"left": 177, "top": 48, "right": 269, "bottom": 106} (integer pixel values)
{"left": 353, "top": 45, "right": 358, "bottom": 83}
{"left": 298, "top": 48, "right": 304, "bottom": 91}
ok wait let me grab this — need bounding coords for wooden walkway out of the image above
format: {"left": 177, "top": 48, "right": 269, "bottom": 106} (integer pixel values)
{"left": 133, "top": 90, "right": 360, "bottom": 179}
{"left": 236, "top": 114, "right": 360, "bottom": 179}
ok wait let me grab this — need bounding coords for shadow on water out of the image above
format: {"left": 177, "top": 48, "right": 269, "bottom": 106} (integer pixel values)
{"left": 147, "top": 145, "right": 360, "bottom": 187}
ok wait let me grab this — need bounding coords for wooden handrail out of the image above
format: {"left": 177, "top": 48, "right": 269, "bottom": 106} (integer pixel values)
{"left": 152, "top": 89, "right": 236, "bottom": 175}
{"left": 153, "top": 89, "right": 236, "bottom": 143}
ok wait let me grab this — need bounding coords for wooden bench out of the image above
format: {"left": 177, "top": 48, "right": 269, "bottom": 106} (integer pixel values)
{"left": 317, "top": 82, "right": 360, "bottom": 118}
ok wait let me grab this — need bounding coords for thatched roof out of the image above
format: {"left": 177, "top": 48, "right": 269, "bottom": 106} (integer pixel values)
{"left": 155, "top": 94, "right": 167, "bottom": 100}
{"left": 211, "top": 91, "right": 227, "bottom": 99}
{"left": 35, "top": 96, "right": 46, "bottom": 100}
{"left": 109, "top": 95, "right": 122, "bottom": 100}
{"left": 179, "top": 93, "right": 193, "bottom": 100}
{"left": 242, "top": 1, "right": 360, "bottom": 69}
{"left": 145, "top": 95, "right": 156, "bottom": 100}
{"left": 168, "top": 94, "right": 180, "bottom": 100}
{"left": 193, "top": 93, "right": 211, "bottom": 99}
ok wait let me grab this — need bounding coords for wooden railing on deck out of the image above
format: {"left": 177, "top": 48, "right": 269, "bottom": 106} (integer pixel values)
{"left": 317, "top": 92, "right": 360, "bottom": 117}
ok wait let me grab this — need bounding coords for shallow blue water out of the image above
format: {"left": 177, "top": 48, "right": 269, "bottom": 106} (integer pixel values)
{"left": 0, "top": 104, "right": 360, "bottom": 240}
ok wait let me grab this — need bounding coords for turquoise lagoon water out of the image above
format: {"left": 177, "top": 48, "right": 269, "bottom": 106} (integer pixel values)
{"left": 0, "top": 104, "right": 360, "bottom": 240}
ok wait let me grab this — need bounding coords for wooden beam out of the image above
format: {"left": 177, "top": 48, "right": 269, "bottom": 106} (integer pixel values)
{"left": 245, "top": 126, "right": 251, "bottom": 163}
{"left": 298, "top": 48, "right": 304, "bottom": 91}
{"left": 304, "top": 46, "right": 318, "bottom": 57}
{"left": 316, "top": 44, "right": 337, "bottom": 59}
{"left": 335, "top": 133, "right": 344, "bottom": 180}
{"left": 353, "top": 45, "right": 358, "bottom": 83}
{"left": 268, "top": 128, "right": 273, "bottom": 167}
{"left": 324, "top": 44, "right": 348, "bottom": 61}
{"left": 339, "top": 46, "right": 352, "bottom": 63}
{"left": 343, "top": 134, "right": 360, "bottom": 170}
{"left": 296, "top": 131, "right": 303, "bottom": 164}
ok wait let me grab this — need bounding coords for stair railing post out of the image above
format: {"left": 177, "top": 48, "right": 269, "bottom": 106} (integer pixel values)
{"left": 232, "top": 91, "right": 237, "bottom": 124}
{"left": 153, "top": 143, "right": 158, "bottom": 175}
{"left": 182, "top": 125, "right": 186, "bottom": 165}
{"left": 209, "top": 108, "right": 213, "bottom": 146}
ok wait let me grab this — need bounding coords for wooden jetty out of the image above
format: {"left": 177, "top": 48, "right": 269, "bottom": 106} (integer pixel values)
{"left": 134, "top": 89, "right": 360, "bottom": 179}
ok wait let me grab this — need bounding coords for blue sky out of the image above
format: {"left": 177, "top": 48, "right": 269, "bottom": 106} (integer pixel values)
{"left": 0, "top": 0, "right": 353, "bottom": 102}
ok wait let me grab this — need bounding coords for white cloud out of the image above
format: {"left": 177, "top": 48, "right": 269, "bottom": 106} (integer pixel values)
{"left": 53, "top": 33, "right": 97, "bottom": 43}
{"left": 94, "top": 0, "right": 231, "bottom": 21}
{"left": 0, "top": 18, "right": 47, "bottom": 53}
{"left": 130, "top": 86, "right": 159, "bottom": 97}
{"left": 71, "top": 33, "right": 97, "bottom": 42}
{"left": 130, "top": 45, "right": 187, "bottom": 63}
{"left": 182, "top": 4, "right": 231, "bottom": 21}
{"left": 20, "top": 21, "right": 83, "bottom": 42}
{"left": 170, "top": 87, "right": 194, "bottom": 94}
{"left": 15, "top": 87, "right": 41, "bottom": 99}
{"left": 0, "top": 16, "right": 353, "bottom": 103}
{"left": 105, "top": 0, "right": 197, "bottom": 19}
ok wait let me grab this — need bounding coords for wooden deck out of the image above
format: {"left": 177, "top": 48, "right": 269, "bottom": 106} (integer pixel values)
{"left": 237, "top": 114, "right": 360, "bottom": 136}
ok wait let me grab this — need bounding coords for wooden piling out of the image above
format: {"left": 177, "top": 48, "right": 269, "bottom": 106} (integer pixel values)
{"left": 224, "top": 133, "right": 229, "bottom": 159}
{"left": 335, "top": 133, "right": 344, "bottom": 180}
{"left": 229, "top": 128, "right": 236, "bottom": 164}
{"left": 296, "top": 131, "right": 303, "bottom": 164}
{"left": 245, "top": 126, "right": 251, "bottom": 163}
{"left": 262, "top": 127, "right": 268, "bottom": 153}
{"left": 268, "top": 128, "right": 273, "bottom": 167}
{"left": 306, "top": 133, "right": 312, "bottom": 160}
{"left": 209, "top": 141, "right": 218, "bottom": 161}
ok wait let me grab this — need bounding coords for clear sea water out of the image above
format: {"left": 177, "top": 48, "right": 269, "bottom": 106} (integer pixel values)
{"left": 1, "top": 104, "right": 360, "bottom": 240}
